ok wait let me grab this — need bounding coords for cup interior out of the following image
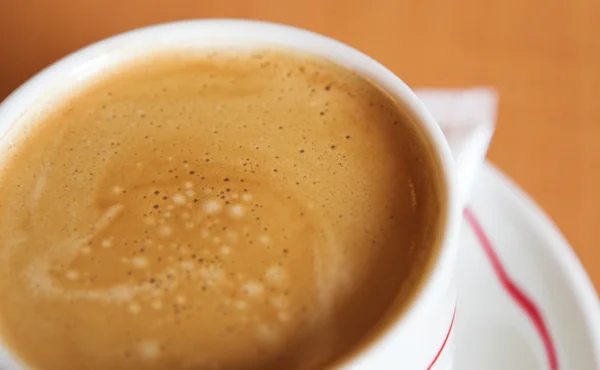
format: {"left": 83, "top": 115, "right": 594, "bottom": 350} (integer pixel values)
{"left": 0, "top": 19, "right": 460, "bottom": 369}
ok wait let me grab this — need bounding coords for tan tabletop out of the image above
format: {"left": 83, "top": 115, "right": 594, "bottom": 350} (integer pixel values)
{"left": 1, "top": 0, "right": 599, "bottom": 291}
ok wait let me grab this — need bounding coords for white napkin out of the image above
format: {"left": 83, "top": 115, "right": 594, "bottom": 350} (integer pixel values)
{"left": 415, "top": 88, "right": 498, "bottom": 204}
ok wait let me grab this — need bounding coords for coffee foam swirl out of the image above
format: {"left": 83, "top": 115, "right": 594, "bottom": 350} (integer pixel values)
{"left": 0, "top": 49, "right": 442, "bottom": 370}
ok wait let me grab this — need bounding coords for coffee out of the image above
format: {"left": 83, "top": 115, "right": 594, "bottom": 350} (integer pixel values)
{"left": 0, "top": 49, "right": 444, "bottom": 369}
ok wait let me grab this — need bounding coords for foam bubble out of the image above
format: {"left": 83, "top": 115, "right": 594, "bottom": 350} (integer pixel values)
{"left": 151, "top": 300, "right": 163, "bottom": 310}
{"left": 186, "top": 190, "right": 196, "bottom": 197}
{"left": 231, "top": 193, "right": 239, "bottom": 199}
{"left": 235, "top": 300, "right": 247, "bottom": 310}
{"left": 132, "top": 256, "right": 149, "bottom": 269}
{"left": 80, "top": 246, "right": 92, "bottom": 255}
{"left": 259, "top": 235, "right": 270, "bottom": 245}
{"left": 202, "top": 200, "right": 222, "bottom": 215}
{"left": 277, "top": 312, "right": 291, "bottom": 323}
{"left": 256, "top": 324, "right": 280, "bottom": 343}
{"left": 220, "top": 246, "right": 231, "bottom": 256}
{"left": 157, "top": 225, "right": 173, "bottom": 237}
{"left": 112, "top": 186, "right": 124, "bottom": 195}
{"left": 242, "top": 193, "right": 253, "bottom": 202}
{"left": 199, "top": 266, "right": 225, "bottom": 283}
{"left": 181, "top": 260, "right": 195, "bottom": 271}
{"left": 128, "top": 302, "right": 141, "bottom": 314}
{"left": 184, "top": 182, "right": 194, "bottom": 189}
{"left": 138, "top": 340, "right": 160, "bottom": 360}
{"left": 242, "top": 281, "right": 264, "bottom": 297}
{"left": 176, "top": 295, "right": 187, "bottom": 305}
{"left": 163, "top": 212, "right": 172, "bottom": 218}
{"left": 265, "top": 266, "right": 287, "bottom": 285}
{"left": 212, "top": 236, "right": 221, "bottom": 244}
{"left": 228, "top": 204, "right": 246, "bottom": 218}
{"left": 226, "top": 231, "right": 239, "bottom": 243}
{"left": 172, "top": 194, "right": 187, "bottom": 205}
{"left": 101, "top": 239, "right": 112, "bottom": 248}
{"left": 151, "top": 289, "right": 164, "bottom": 298}
{"left": 408, "top": 179, "right": 417, "bottom": 208}
{"left": 270, "top": 295, "right": 288, "bottom": 309}
{"left": 65, "top": 270, "right": 80, "bottom": 281}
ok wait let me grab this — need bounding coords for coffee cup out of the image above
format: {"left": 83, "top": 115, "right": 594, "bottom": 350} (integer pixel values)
{"left": 0, "top": 20, "right": 491, "bottom": 369}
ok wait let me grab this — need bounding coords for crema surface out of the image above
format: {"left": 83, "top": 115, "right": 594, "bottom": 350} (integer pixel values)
{"left": 0, "top": 49, "right": 444, "bottom": 370}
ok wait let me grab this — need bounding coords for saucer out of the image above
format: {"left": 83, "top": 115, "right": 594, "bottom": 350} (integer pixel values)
{"left": 455, "top": 163, "right": 600, "bottom": 369}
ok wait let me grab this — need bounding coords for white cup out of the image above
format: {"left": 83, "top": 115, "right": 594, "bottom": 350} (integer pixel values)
{"left": 0, "top": 19, "right": 490, "bottom": 370}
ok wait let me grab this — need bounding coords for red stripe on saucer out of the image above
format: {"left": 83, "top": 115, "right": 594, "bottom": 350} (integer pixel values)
{"left": 464, "top": 208, "right": 559, "bottom": 370}
{"left": 426, "top": 309, "right": 456, "bottom": 369}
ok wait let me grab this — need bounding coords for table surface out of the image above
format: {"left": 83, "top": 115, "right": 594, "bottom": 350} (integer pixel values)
{"left": 1, "top": 0, "right": 599, "bottom": 291}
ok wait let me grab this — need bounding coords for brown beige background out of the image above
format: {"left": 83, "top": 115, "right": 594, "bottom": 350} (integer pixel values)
{"left": 1, "top": 0, "right": 599, "bottom": 291}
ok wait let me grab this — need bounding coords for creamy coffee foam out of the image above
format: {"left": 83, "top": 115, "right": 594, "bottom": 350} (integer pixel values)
{"left": 0, "top": 49, "right": 443, "bottom": 369}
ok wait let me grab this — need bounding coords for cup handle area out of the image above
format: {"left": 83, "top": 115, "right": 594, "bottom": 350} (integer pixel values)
{"left": 415, "top": 88, "right": 498, "bottom": 207}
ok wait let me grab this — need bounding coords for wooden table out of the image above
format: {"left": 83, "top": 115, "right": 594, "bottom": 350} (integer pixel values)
{"left": 1, "top": 0, "right": 599, "bottom": 290}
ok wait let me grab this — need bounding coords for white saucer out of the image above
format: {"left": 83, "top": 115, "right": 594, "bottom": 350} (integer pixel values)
{"left": 455, "top": 163, "right": 600, "bottom": 369}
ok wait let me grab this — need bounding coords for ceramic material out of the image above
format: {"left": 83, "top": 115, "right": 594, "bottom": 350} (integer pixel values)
{"left": 457, "top": 163, "right": 600, "bottom": 370}
{"left": 0, "top": 20, "right": 491, "bottom": 369}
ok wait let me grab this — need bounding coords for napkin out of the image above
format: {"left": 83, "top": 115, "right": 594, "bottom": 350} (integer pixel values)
{"left": 415, "top": 88, "right": 498, "bottom": 205}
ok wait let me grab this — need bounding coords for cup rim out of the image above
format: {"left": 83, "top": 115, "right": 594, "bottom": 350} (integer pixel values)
{"left": 0, "top": 19, "right": 461, "bottom": 368}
